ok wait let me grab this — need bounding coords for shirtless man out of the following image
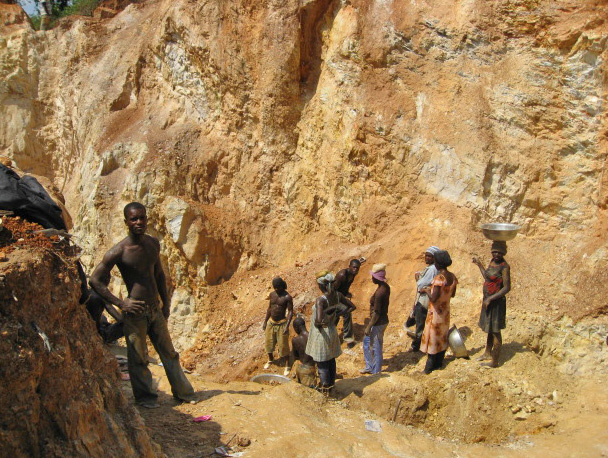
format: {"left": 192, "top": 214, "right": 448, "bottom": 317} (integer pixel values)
{"left": 333, "top": 259, "right": 361, "bottom": 342}
{"left": 262, "top": 277, "right": 293, "bottom": 375}
{"left": 290, "top": 316, "right": 317, "bottom": 388}
{"left": 90, "top": 202, "right": 195, "bottom": 408}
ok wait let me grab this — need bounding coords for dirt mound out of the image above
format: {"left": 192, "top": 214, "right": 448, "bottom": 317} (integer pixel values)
{"left": 334, "top": 349, "right": 563, "bottom": 444}
{"left": 0, "top": 216, "right": 54, "bottom": 249}
{"left": 0, "top": 220, "right": 161, "bottom": 457}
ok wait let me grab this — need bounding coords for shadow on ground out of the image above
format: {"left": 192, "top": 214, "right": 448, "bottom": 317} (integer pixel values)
{"left": 500, "top": 341, "right": 531, "bottom": 365}
{"left": 351, "top": 321, "right": 367, "bottom": 342}
{"left": 333, "top": 373, "right": 389, "bottom": 399}
{"left": 468, "top": 340, "right": 530, "bottom": 366}
{"left": 199, "top": 389, "right": 261, "bottom": 401}
{"left": 384, "top": 350, "right": 425, "bottom": 372}
{"left": 116, "top": 386, "right": 227, "bottom": 458}
{"left": 137, "top": 395, "right": 224, "bottom": 458}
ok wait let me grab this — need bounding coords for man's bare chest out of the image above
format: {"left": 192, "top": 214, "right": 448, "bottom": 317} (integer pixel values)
{"left": 270, "top": 297, "right": 290, "bottom": 309}
{"left": 120, "top": 246, "right": 157, "bottom": 273}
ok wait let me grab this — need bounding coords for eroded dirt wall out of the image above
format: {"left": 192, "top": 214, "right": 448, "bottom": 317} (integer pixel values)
{"left": 0, "top": 247, "right": 161, "bottom": 457}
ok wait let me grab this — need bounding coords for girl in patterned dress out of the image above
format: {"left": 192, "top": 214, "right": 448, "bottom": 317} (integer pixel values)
{"left": 420, "top": 250, "right": 458, "bottom": 374}
{"left": 306, "top": 272, "right": 356, "bottom": 392}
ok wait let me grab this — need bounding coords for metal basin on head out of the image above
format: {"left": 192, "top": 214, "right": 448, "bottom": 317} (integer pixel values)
{"left": 480, "top": 223, "right": 521, "bottom": 241}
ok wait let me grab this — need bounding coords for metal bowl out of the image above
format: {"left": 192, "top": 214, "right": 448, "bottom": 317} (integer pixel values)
{"left": 250, "top": 373, "right": 291, "bottom": 385}
{"left": 480, "top": 223, "right": 521, "bottom": 241}
{"left": 448, "top": 325, "right": 469, "bottom": 359}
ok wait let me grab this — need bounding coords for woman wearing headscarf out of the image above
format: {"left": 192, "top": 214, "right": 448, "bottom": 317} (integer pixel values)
{"left": 409, "top": 246, "right": 440, "bottom": 352}
{"left": 420, "top": 250, "right": 458, "bottom": 374}
{"left": 306, "top": 271, "right": 357, "bottom": 392}
{"left": 360, "top": 264, "right": 390, "bottom": 374}
{"left": 473, "top": 241, "right": 511, "bottom": 368}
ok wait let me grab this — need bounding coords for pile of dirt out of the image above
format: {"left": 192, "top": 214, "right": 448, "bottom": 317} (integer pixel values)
{"left": 0, "top": 218, "right": 161, "bottom": 457}
{"left": 0, "top": 216, "right": 58, "bottom": 254}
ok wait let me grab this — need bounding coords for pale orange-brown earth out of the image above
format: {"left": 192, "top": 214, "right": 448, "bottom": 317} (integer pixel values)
{"left": 1, "top": 0, "right": 608, "bottom": 456}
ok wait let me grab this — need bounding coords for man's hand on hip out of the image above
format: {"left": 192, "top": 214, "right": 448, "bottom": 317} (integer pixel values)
{"left": 121, "top": 298, "right": 145, "bottom": 314}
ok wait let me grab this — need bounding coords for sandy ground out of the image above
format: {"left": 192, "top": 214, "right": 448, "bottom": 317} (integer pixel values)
{"left": 112, "top": 333, "right": 608, "bottom": 458}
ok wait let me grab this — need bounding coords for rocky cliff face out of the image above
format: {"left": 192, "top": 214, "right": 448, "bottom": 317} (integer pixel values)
{"left": 1, "top": 0, "right": 607, "bottom": 354}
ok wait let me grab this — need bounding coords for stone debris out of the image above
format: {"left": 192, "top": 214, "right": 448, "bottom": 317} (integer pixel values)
{"left": 365, "top": 420, "right": 382, "bottom": 432}
{"left": 237, "top": 436, "right": 251, "bottom": 447}
{"left": 514, "top": 411, "right": 530, "bottom": 421}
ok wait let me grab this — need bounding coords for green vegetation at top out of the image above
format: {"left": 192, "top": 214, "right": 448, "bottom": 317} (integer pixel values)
{"left": 23, "top": 0, "right": 101, "bottom": 30}
{"left": 55, "top": 0, "right": 100, "bottom": 18}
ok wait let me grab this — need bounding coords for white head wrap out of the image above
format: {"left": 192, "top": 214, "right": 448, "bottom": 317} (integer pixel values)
{"left": 316, "top": 271, "right": 335, "bottom": 293}
{"left": 426, "top": 246, "right": 440, "bottom": 256}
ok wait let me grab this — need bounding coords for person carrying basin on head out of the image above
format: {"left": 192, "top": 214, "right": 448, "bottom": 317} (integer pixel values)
{"left": 306, "top": 271, "right": 356, "bottom": 393}
{"left": 90, "top": 202, "right": 196, "bottom": 409}
{"left": 262, "top": 277, "right": 294, "bottom": 375}
{"left": 473, "top": 241, "right": 511, "bottom": 368}
{"left": 420, "top": 250, "right": 458, "bottom": 374}
{"left": 409, "top": 246, "right": 440, "bottom": 352}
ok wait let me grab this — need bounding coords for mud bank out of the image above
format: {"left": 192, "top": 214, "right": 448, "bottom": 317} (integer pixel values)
{"left": 0, "top": 245, "right": 161, "bottom": 457}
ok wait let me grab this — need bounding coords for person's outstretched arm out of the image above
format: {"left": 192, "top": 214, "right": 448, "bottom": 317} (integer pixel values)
{"left": 472, "top": 257, "right": 490, "bottom": 281}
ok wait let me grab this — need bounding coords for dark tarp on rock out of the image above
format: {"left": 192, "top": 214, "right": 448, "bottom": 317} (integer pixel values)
{"left": 0, "top": 164, "right": 67, "bottom": 230}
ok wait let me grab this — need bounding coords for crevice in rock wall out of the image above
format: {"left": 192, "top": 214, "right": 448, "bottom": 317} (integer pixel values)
{"left": 298, "top": 0, "right": 337, "bottom": 98}
{"left": 110, "top": 55, "right": 143, "bottom": 112}
{"left": 201, "top": 236, "right": 242, "bottom": 285}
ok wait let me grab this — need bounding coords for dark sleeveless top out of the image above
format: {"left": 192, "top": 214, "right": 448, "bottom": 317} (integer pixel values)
{"left": 483, "top": 262, "right": 506, "bottom": 297}
{"left": 479, "top": 262, "right": 508, "bottom": 332}
{"left": 336, "top": 269, "right": 354, "bottom": 296}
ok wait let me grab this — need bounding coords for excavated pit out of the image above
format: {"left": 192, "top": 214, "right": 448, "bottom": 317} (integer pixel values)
{"left": 175, "top": 241, "right": 608, "bottom": 448}
{"left": 2, "top": 0, "right": 608, "bottom": 455}
{"left": 183, "top": 308, "right": 607, "bottom": 445}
